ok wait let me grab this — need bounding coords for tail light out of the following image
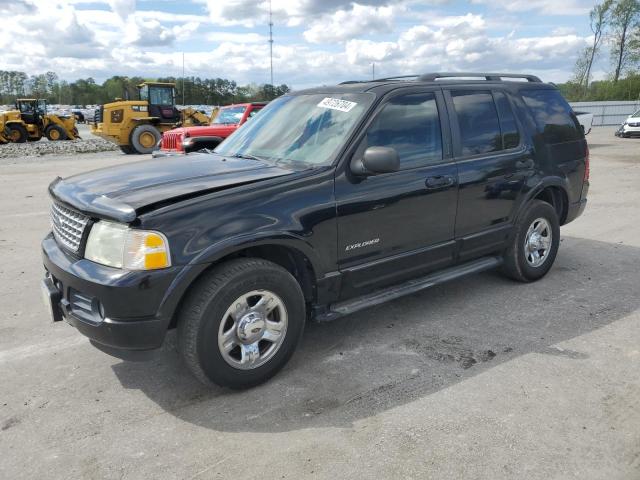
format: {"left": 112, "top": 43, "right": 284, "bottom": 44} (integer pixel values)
{"left": 584, "top": 145, "right": 590, "bottom": 181}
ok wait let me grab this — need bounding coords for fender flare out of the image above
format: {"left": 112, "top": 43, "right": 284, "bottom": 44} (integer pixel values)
{"left": 155, "top": 232, "right": 326, "bottom": 327}
{"left": 515, "top": 176, "right": 570, "bottom": 226}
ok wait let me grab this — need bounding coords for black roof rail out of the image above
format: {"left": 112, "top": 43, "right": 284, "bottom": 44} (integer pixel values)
{"left": 418, "top": 72, "right": 542, "bottom": 83}
{"left": 339, "top": 75, "right": 420, "bottom": 84}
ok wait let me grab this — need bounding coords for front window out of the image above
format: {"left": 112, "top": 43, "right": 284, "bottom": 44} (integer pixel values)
{"left": 149, "top": 87, "right": 174, "bottom": 106}
{"left": 212, "top": 106, "right": 247, "bottom": 125}
{"left": 215, "top": 93, "right": 374, "bottom": 167}
{"left": 632, "top": 109, "right": 640, "bottom": 118}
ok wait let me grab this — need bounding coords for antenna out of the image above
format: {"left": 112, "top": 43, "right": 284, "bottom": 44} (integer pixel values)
{"left": 182, "top": 52, "right": 185, "bottom": 106}
{"left": 269, "top": 0, "right": 274, "bottom": 86}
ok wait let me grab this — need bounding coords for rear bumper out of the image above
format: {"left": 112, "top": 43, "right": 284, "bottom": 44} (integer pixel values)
{"left": 42, "top": 233, "right": 181, "bottom": 354}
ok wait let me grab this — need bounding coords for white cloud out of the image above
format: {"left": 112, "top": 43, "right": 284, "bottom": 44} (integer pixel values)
{"left": 470, "top": 0, "right": 591, "bottom": 16}
{"left": 303, "top": 4, "right": 397, "bottom": 43}
{"left": 108, "top": 0, "right": 135, "bottom": 20}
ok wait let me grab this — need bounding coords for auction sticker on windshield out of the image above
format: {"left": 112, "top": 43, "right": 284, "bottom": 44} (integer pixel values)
{"left": 317, "top": 97, "right": 357, "bottom": 113}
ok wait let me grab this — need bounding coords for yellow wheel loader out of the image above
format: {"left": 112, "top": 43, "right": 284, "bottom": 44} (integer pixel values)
{"left": 91, "top": 82, "right": 212, "bottom": 154}
{"left": 0, "top": 99, "right": 79, "bottom": 144}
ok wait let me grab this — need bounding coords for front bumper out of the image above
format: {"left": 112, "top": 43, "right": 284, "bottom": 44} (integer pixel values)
{"left": 622, "top": 124, "right": 640, "bottom": 136}
{"left": 42, "top": 233, "right": 181, "bottom": 354}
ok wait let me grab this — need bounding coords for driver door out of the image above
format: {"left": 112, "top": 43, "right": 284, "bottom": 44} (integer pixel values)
{"left": 334, "top": 89, "right": 458, "bottom": 299}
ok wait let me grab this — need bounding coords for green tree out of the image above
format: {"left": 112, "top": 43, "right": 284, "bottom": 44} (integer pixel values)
{"left": 610, "top": 0, "right": 640, "bottom": 81}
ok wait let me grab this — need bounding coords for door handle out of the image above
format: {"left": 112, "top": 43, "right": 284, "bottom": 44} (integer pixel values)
{"left": 425, "top": 175, "right": 455, "bottom": 189}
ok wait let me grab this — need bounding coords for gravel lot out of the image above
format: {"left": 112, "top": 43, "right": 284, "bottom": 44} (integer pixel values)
{"left": 0, "top": 124, "right": 117, "bottom": 161}
{"left": 0, "top": 127, "right": 639, "bottom": 479}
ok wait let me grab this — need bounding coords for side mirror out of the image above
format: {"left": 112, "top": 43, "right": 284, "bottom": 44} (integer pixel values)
{"left": 351, "top": 146, "right": 400, "bottom": 176}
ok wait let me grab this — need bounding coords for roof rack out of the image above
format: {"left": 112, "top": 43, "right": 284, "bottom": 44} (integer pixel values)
{"left": 339, "top": 75, "right": 421, "bottom": 85}
{"left": 417, "top": 72, "right": 542, "bottom": 83}
{"left": 338, "top": 72, "right": 542, "bottom": 86}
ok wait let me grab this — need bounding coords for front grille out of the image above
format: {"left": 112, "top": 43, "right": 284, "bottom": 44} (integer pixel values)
{"left": 161, "top": 131, "right": 183, "bottom": 151}
{"left": 51, "top": 202, "right": 89, "bottom": 253}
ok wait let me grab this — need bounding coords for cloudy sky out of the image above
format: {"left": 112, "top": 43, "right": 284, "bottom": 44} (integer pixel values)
{"left": 0, "top": 0, "right": 601, "bottom": 87}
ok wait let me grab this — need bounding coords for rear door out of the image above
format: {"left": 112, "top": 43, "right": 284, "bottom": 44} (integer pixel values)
{"left": 444, "top": 88, "right": 534, "bottom": 261}
{"left": 335, "top": 88, "right": 458, "bottom": 298}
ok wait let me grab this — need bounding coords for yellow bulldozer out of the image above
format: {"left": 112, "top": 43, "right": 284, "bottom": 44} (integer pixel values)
{"left": 91, "top": 82, "right": 212, "bottom": 154}
{"left": 0, "top": 99, "right": 79, "bottom": 144}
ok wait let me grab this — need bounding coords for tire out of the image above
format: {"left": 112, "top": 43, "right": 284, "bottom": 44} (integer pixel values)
{"left": 119, "top": 145, "right": 136, "bottom": 154}
{"left": 501, "top": 200, "right": 560, "bottom": 282}
{"left": 45, "top": 125, "right": 67, "bottom": 141}
{"left": 178, "top": 258, "right": 306, "bottom": 389}
{"left": 130, "top": 124, "right": 161, "bottom": 154}
{"left": 7, "top": 124, "right": 28, "bottom": 143}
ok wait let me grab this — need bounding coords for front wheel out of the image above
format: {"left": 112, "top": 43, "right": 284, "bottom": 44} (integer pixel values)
{"left": 130, "top": 124, "right": 161, "bottom": 154}
{"left": 178, "top": 258, "right": 306, "bottom": 389}
{"left": 45, "top": 125, "right": 67, "bottom": 141}
{"left": 501, "top": 200, "right": 560, "bottom": 282}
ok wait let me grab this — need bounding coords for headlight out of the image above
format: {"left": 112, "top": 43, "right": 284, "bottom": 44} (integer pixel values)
{"left": 84, "top": 221, "right": 171, "bottom": 270}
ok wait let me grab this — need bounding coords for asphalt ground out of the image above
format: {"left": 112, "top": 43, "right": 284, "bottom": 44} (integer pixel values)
{"left": 0, "top": 126, "right": 638, "bottom": 479}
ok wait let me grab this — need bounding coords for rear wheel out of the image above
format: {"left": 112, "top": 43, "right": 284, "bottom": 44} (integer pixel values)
{"left": 7, "top": 124, "right": 28, "bottom": 143}
{"left": 130, "top": 124, "right": 161, "bottom": 154}
{"left": 178, "top": 258, "right": 306, "bottom": 389}
{"left": 502, "top": 200, "right": 560, "bottom": 282}
{"left": 45, "top": 125, "right": 67, "bottom": 141}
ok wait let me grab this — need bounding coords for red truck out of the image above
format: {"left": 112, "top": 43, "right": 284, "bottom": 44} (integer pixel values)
{"left": 155, "top": 102, "right": 267, "bottom": 156}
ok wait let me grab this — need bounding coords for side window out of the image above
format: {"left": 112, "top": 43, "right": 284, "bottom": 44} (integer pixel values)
{"left": 521, "top": 89, "right": 581, "bottom": 144}
{"left": 493, "top": 91, "right": 520, "bottom": 149}
{"left": 363, "top": 92, "right": 443, "bottom": 170}
{"left": 451, "top": 91, "right": 502, "bottom": 156}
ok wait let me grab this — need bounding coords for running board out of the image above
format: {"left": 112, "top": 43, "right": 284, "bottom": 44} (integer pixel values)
{"left": 314, "top": 256, "right": 502, "bottom": 322}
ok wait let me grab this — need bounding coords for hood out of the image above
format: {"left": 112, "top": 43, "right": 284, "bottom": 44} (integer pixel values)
{"left": 183, "top": 124, "right": 239, "bottom": 136}
{"left": 49, "top": 153, "right": 296, "bottom": 222}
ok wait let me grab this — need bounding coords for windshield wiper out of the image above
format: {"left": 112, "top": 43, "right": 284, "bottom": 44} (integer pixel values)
{"left": 232, "top": 153, "right": 268, "bottom": 162}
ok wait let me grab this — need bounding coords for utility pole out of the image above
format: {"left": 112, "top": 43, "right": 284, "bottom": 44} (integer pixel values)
{"left": 269, "top": 0, "right": 274, "bottom": 86}
{"left": 182, "top": 52, "right": 185, "bottom": 106}
{"left": 372, "top": 63, "right": 375, "bottom": 80}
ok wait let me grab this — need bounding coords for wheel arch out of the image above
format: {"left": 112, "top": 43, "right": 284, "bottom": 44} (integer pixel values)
{"left": 161, "top": 237, "right": 321, "bottom": 330}
{"left": 519, "top": 179, "right": 570, "bottom": 226}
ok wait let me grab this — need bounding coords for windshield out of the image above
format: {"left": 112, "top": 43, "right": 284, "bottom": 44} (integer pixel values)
{"left": 213, "top": 106, "right": 247, "bottom": 124}
{"left": 215, "top": 93, "right": 374, "bottom": 167}
{"left": 632, "top": 109, "right": 640, "bottom": 118}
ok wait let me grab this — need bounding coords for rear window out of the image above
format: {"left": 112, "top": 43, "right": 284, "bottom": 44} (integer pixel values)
{"left": 521, "top": 89, "right": 582, "bottom": 144}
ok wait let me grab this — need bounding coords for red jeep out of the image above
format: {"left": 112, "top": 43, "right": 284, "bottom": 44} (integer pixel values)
{"left": 155, "top": 102, "right": 267, "bottom": 156}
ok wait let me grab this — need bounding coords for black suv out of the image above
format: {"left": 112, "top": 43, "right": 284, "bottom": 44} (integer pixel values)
{"left": 42, "top": 73, "right": 589, "bottom": 388}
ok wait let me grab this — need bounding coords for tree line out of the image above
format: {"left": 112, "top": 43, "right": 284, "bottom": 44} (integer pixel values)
{"left": 562, "top": 0, "right": 640, "bottom": 101}
{"left": 0, "top": 70, "right": 290, "bottom": 106}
